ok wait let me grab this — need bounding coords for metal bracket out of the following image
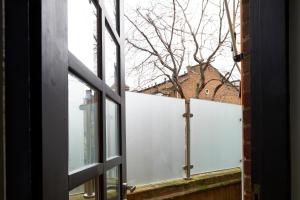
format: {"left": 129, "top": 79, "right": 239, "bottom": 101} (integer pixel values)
{"left": 182, "top": 165, "right": 194, "bottom": 171}
{"left": 182, "top": 113, "right": 193, "bottom": 118}
{"left": 233, "top": 53, "right": 244, "bottom": 62}
{"left": 123, "top": 183, "right": 136, "bottom": 194}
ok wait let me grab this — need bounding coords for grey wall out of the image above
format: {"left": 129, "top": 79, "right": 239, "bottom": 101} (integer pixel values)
{"left": 290, "top": 1, "right": 300, "bottom": 199}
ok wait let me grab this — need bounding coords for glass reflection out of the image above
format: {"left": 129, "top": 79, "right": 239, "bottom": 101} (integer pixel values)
{"left": 107, "top": 166, "right": 120, "bottom": 200}
{"left": 105, "top": 29, "right": 119, "bottom": 92}
{"left": 106, "top": 98, "right": 119, "bottom": 159}
{"left": 68, "top": 74, "right": 98, "bottom": 172}
{"left": 68, "top": 0, "right": 98, "bottom": 74}
{"left": 104, "top": 0, "right": 118, "bottom": 29}
{"left": 69, "top": 179, "right": 97, "bottom": 200}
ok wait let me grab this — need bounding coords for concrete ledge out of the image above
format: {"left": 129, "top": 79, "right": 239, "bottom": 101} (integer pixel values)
{"left": 127, "top": 168, "right": 241, "bottom": 200}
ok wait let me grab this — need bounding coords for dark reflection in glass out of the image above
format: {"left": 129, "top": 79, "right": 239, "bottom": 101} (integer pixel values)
{"left": 107, "top": 166, "right": 120, "bottom": 200}
{"left": 105, "top": 29, "right": 119, "bottom": 92}
{"left": 68, "top": 74, "right": 98, "bottom": 172}
{"left": 68, "top": 0, "right": 98, "bottom": 74}
{"left": 106, "top": 98, "right": 119, "bottom": 159}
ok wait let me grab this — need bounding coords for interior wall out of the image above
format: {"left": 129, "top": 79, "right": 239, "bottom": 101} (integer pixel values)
{"left": 0, "top": 0, "right": 4, "bottom": 199}
{"left": 290, "top": 1, "right": 300, "bottom": 199}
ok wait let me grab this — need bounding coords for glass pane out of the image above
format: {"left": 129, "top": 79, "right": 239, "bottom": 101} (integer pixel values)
{"left": 68, "top": 0, "right": 98, "bottom": 74}
{"left": 107, "top": 166, "right": 120, "bottom": 200}
{"left": 105, "top": 29, "right": 119, "bottom": 92}
{"left": 68, "top": 74, "right": 99, "bottom": 172}
{"left": 106, "top": 98, "right": 119, "bottom": 159}
{"left": 103, "top": 0, "right": 117, "bottom": 29}
{"left": 69, "top": 179, "right": 97, "bottom": 200}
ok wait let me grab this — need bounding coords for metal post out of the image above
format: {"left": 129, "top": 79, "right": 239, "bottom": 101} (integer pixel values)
{"left": 224, "top": 0, "right": 243, "bottom": 65}
{"left": 224, "top": 0, "right": 238, "bottom": 57}
{"left": 183, "top": 99, "right": 193, "bottom": 179}
{"left": 233, "top": 0, "right": 236, "bottom": 32}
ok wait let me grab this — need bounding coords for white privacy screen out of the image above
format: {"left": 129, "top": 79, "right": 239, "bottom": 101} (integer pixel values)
{"left": 126, "top": 92, "right": 185, "bottom": 186}
{"left": 126, "top": 92, "right": 242, "bottom": 186}
{"left": 190, "top": 99, "right": 242, "bottom": 175}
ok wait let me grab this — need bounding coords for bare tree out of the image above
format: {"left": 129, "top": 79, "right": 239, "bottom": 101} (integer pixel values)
{"left": 125, "top": 0, "right": 240, "bottom": 100}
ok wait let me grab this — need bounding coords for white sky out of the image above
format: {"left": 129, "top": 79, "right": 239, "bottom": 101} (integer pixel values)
{"left": 124, "top": 0, "right": 241, "bottom": 90}
{"left": 68, "top": 0, "right": 241, "bottom": 90}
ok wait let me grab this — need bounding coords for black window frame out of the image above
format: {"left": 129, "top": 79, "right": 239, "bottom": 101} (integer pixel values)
{"left": 4, "top": 0, "right": 126, "bottom": 199}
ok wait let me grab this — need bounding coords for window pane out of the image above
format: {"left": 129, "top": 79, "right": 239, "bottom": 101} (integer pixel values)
{"left": 106, "top": 98, "right": 119, "bottom": 159}
{"left": 105, "top": 29, "right": 119, "bottom": 92}
{"left": 107, "top": 166, "right": 120, "bottom": 200}
{"left": 69, "top": 179, "right": 98, "bottom": 200}
{"left": 68, "top": 74, "right": 99, "bottom": 172}
{"left": 103, "top": 0, "right": 118, "bottom": 29}
{"left": 68, "top": 0, "right": 98, "bottom": 75}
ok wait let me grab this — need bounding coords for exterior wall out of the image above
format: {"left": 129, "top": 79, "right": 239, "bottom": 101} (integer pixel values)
{"left": 127, "top": 168, "right": 241, "bottom": 200}
{"left": 141, "top": 66, "right": 241, "bottom": 105}
{"left": 241, "top": 0, "right": 251, "bottom": 199}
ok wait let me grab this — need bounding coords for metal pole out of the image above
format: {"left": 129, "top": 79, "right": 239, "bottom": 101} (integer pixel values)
{"left": 224, "top": 0, "right": 238, "bottom": 57}
{"left": 233, "top": 0, "right": 236, "bottom": 31}
{"left": 81, "top": 90, "right": 95, "bottom": 198}
{"left": 183, "top": 99, "right": 193, "bottom": 179}
{"left": 224, "top": 0, "right": 242, "bottom": 70}
{"left": 84, "top": 180, "right": 95, "bottom": 198}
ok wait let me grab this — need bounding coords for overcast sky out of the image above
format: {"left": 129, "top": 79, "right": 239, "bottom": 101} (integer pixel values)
{"left": 68, "top": 0, "right": 241, "bottom": 90}
{"left": 124, "top": 0, "right": 241, "bottom": 90}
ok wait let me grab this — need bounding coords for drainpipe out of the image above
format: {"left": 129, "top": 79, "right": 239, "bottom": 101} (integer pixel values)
{"left": 182, "top": 99, "right": 193, "bottom": 179}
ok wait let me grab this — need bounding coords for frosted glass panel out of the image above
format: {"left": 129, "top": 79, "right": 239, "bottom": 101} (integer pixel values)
{"left": 190, "top": 99, "right": 242, "bottom": 174}
{"left": 107, "top": 166, "right": 120, "bottom": 200}
{"left": 68, "top": 74, "right": 98, "bottom": 172}
{"left": 68, "top": 0, "right": 98, "bottom": 74}
{"left": 106, "top": 98, "right": 119, "bottom": 159}
{"left": 126, "top": 92, "right": 242, "bottom": 186}
{"left": 69, "top": 179, "right": 97, "bottom": 200}
{"left": 126, "top": 92, "right": 185, "bottom": 186}
{"left": 105, "top": 29, "right": 118, "bottom": 92}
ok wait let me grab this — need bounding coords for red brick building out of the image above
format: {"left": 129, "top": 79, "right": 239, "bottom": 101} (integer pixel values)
{"left": 138, "top": 65, "right": 241, "bottom": 105}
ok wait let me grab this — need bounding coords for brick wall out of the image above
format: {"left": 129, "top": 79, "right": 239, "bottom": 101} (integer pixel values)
{"left": 241, "top": 0, "right": 251, "bottom": 199}
{"left": 141, "top": 66, "right": 241, "bottom": 105}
